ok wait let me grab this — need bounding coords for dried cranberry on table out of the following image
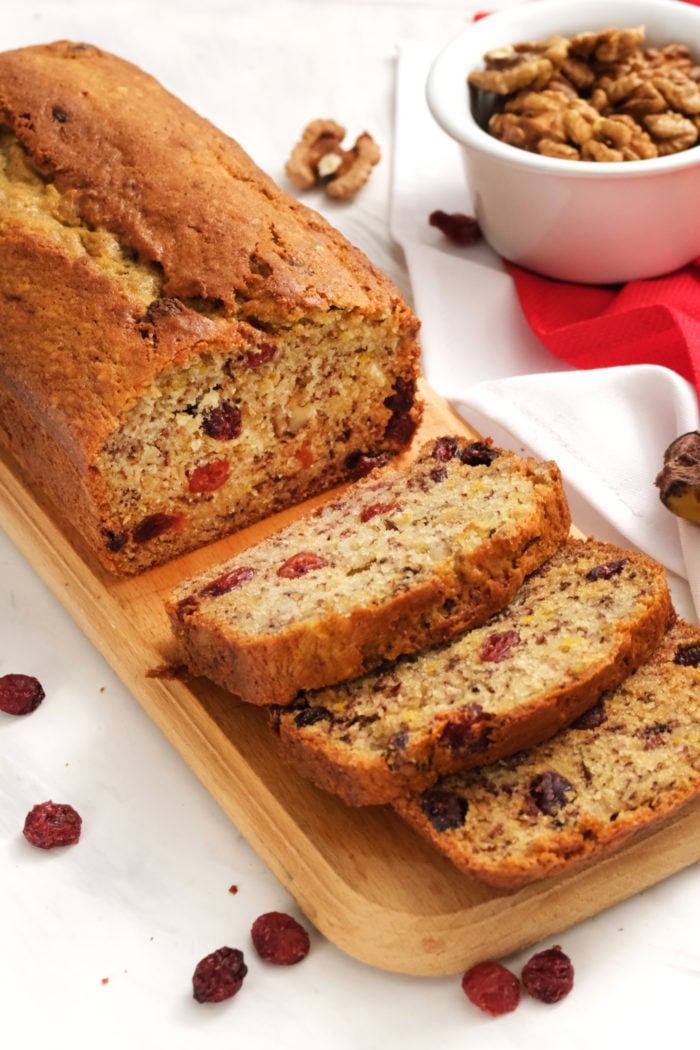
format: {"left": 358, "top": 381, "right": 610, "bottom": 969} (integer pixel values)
{"left": 521, "top": 946, "right": 574, "bottom": 1003}
{"left": 23, "top": 800, "right": 82, "bottom": 849}
{"left": 251, "top": 911, "right": 311, "bottom": 965}
{"left": 192, "top": 946, "right": 248, "bottom": 1003}
{"left": 0, "top": 673, "right": 45, "bottom": 715}
{"left": 461, "top": 960, "right": 521, "bottom": 1016}
{"left": 429, "top": 210, "right": 482, "bottom": 245}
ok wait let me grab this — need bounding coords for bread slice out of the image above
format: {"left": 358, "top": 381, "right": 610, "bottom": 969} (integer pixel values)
{"left": 0, "top": 42, "right": 421, "bottom": 574}
{"left": 272, "top": 538, "right": 673, "bottom": 804}
{"left": 166, "top": 436, "right": 571, "bottom": 705}
{"left": 394, "top": 617, "right": 700, "bottom": 890}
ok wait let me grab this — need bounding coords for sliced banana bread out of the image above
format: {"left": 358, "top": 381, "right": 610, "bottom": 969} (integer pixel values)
{"left": 394, "top": 618, "right": 700, "bottom": 890}
{"left": 166, "top": 435, "right": 571, "bottom": 705}
{"left": 272, "top": 538, "right": 673, "bottom": 804}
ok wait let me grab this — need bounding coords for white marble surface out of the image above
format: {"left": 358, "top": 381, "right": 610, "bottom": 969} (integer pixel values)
{"left": 2, "top": 2, "right": 700, "bottom": 1047}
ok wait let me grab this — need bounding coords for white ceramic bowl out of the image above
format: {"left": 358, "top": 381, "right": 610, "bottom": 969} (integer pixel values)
{"left": 427, "top": 0, "right": 700, "bottom": 283}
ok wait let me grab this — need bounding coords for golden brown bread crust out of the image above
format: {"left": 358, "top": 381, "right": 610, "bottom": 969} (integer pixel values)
{"left": 0, "top": 41, "right": 422, "bottom": 573}
{"left": 165, "top": 437, "right": 572, "bottom": 705}
{"left": 394, "top": 617, "right": 700, "bottom": 890}
{"left": 271, "top": 539, "right": 674, "bottom": 805}
{"left": 0, "top": 41, "right": 402, "bottom": 324}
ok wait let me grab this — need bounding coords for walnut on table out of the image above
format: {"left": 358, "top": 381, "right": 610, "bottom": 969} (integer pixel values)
{"left": 470, "top": 25, "right": 700, "bottom": 162}
{"left": 285, "top": 118, "right": 381, "bottom": 199}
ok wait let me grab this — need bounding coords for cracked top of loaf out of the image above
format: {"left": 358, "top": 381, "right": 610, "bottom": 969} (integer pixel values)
{"left": 0, "top": 40, "right": 400, "bottom": 320}
{"left": 0, "top": 41, "right": 419, "bottom": 456}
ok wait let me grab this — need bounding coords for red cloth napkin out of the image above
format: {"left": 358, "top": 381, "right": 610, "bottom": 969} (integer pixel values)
{"left": 494, "top": 0, "right": 700, "bottom": 401}
{"left": 504, "top": 261, "right": 700, "bottom": 394}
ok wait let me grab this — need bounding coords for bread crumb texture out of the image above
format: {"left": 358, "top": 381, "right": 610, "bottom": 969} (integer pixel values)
{"left": 167, "top": 437, "right": 571, "bottom": 704}
{"left": 395, "top": 617, "right": 700, "bottom": 889}
{"left": 275, "top": 538, "right": 672, "bottom": 804}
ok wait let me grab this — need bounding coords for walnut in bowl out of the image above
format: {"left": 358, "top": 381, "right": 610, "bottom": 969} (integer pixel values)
{"left": 427, "top": 0, "right": 700, "bottom": 284}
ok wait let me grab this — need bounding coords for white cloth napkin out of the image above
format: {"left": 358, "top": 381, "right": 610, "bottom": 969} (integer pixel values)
{"left": 391, "top": 40, "right": 700, "bottom": 620}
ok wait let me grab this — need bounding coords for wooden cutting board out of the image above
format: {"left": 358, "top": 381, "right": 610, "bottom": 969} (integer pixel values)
{"left": 2, "top": 380, "right": 700, "bottom": 977}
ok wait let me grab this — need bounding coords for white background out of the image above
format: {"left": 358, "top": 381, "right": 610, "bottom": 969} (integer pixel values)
{"left": 2, "top": 2, "right": 699, "bottom": 1048}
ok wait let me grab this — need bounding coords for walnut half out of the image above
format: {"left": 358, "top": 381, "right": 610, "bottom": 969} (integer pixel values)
{"left": 285, "top": 119, "right": 381, "bottom": 199}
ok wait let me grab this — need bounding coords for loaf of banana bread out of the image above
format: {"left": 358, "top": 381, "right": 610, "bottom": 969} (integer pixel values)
{"left": 166, "top": 436, "right": 571, "bottom": 705}
{"left": 394, "top": 617, "right": 700, "bottom": 890}
{"left": 271, "top": 538, "right": 673, "bottom": 804}
{"left": 0, "top": 41, "right": 422, "bottom": 574}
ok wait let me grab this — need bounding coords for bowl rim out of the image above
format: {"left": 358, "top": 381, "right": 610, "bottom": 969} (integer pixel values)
{"left": 426, "top": 0, "right": 700, "bottom": 178}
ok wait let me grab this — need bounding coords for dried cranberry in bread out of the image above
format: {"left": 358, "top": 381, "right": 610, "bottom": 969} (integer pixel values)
{"left": 0, "top": 41, "right": 421, "bottom": 574}
{"left": 272, "top": 539, "right": 673, "bottom": 804}
{"left": 393, "top": 617, "right": 700, "bottom": 890}
{"left": 166, "top": 436, "right": 571, "bottom": 705}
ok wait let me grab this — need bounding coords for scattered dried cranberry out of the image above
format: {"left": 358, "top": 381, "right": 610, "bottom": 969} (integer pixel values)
{"left": 360, "top": 499, "right": 398, "bottom": 522}
{"left": 201, "top": 402, "right": 242, "bottom": 441}
{"left": 23, "top": 801, "right": 82, "bottom": 849}
{"left": 529, "top": 771, "right": 574, "bottom": 815}
{"left": 199, "top": 565, "right": 256, "bottom": 598}
{"left": 251, "top": 912, "right": 310, "bottom": 965}
{"left": 585, "top": 558, "right": 628, "bottom": 582}
{"left": 192, "top": 946, "right": 247, "bottom": 1003}
{"left": 0, "top": 673, "right": 45, "bottom": 715}
{"left": 674, "top": 644, "right": 700, "bottom": 667}
{"left": 480, "top": 630, "right": 520, "bottom": 663}
{"left": 462, "top": 961, "right": 521, "bottom": 1016}
{"left": 429, "top": 210, "right": 482, "bottom": 246}
{"left": 132, "top": 512, "right": 183, "bottom": 543}
{"left": 277, "top": 551, "right": 329, "bottom": 579}
{"left": 420, "top": 789, "right": 468, "bottom": 832}
{"left": 187, "top": 458, "right": 230, "bottom": 493}
{"left": 521, "top": 946, "right": 574, "bottom": 1003}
